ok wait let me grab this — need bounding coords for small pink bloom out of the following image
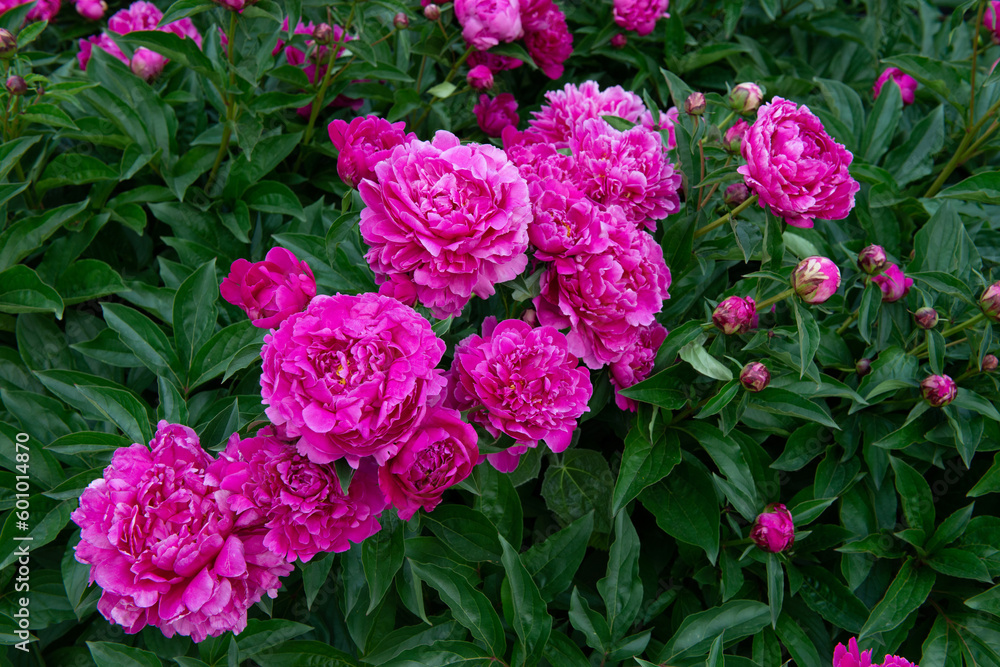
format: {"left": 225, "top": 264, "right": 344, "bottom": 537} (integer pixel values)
{"left": 723, "top": 119, "right": 748, "bottom": 152}
{"left": 921, "top": 374, "right": 957, "bottom": 407}
{"left": 610, "top": 33, "right": 627, "bottom": 48}
{"left": 129, "top": 48, "right": 167, "bottom": 81}
{"left": 613, "top": 0, "right": 668, "bottom": 36}
{"left": 857, "top": 244, "right": 887, "bottom": 274}
{"left": 78, "top": 1, "right": 202, "bottom": 74}
{"left": 980, "top": 280, "right": 1000, "bottom": 321}
{"left": 791, "top": 256, "right": 841, "bottom": 304}
{"left": 609, "top": 322, "right": 667, "bottom": 411}
{"left": 0, "top": 0, "right": 60, "bottom": 21}
{"left": 467, "top": 49, "right": 523, "bottom": 73}
{"left": 467, "top": 64, "right": 494, "bottom": 90}
{"left": 833, "top": 638, "right": 873, "bottom": 667}
{"left": 871, "top": 263, "right": 913, "bottom": 303}
{"left": 880, "top": 657, "right": 918, "bottom": 667}
{"left": 475, "top": 93, "right": 519, "bottom": 137}
{"left": 327, "top": 114, "right": 415, "bottom": 188}
{"left": 751, "top": 503, "right": 794, "bottom": 552}
{"left": 739, "top": 362, "right": 770, "bottom": 392}
{"left": 379, "top": 407, "right": 478, "bottom": 520}
{"left": 873, "top": 67, "right": 918, "bottom": 105}
{"left": 454, "top": 0, "right": 523, "bottom": 50}
{"left": 712, "top": 295, "right": 758, "bottom": 335}
{"left": 685, "top": 92, "right": 706, "bottom": 116}
{"left": 522, "top": 0, "right": 573, "bottom": 79}
{"left": 220, "top": 247, "right": 317, "bottom": 329}
{"left": 377, "top": 273, "right": 418, "bottom": 307}
{"left": 75, "top": 0, "right": 107, "bottom": 19}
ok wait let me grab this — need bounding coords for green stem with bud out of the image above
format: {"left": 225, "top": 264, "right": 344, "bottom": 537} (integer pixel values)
{"left": 693, "top": 194, "right": 758, "bottom": 238}
{"left": 911, "top": 312, "right": 988, "bottom": 356}
{"left": 755, "top": 287, "right": 796, "bottom": 312}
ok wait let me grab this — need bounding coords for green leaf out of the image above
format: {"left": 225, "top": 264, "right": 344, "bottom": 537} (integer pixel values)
{"left": 766, "top": 554, "right": 783, "bottom": 629}
{"left": 569, "top": 587, "right": 611, "bottom": 652}
{"left": 0, "top": 495, "right": 72, "bottom": 568}
{"left": 158, "top": 0, "right": 216, "bottom": 25}
{"left": 363, "top": 511, "right": 404, "bottom": 613}
{"left": 0, "top": 265, "right": 64, "bottom": 319}
{"left": 379, "top": 640, "right": 494, "bottom": 666}
{"left": 882, "top": 54, "right": 965, "bottom": 107}
{"left": 861, "top": 77, "right": 902, "bottom": 163}
{"left": 679, "top": 340, "right": 733, "bottom": 381}
{"left": 520, "top": 511, "right": 593, "bottom": 602}
{"left": 474, "top": 464, "right": 522, "bottom": 549}
{"left": 172, "top": 259, "right": 218, "bottom": 369}
{"left": 598, "top": 511, "right": 643, "bottom": 640}
{"left": 55, "top": 260, "right": 128, "bottom": 305}
{"left": 36, "top": 154, "right": 118, "bottom": 197}
{"left": 771, "top": 423, "right": 826, "bottom": 471}
{"left": 236, "top": 619, "right": 314, "bottom": 659}
{"left": 612, "top": 427, "right": 681, "bottom": 515}
{"left": 20, "top": 103, "right": 79, "bottom": 130}
{"left": 498, "top": 535, "right": 552, "bottom": 665}
{"left": 969, "top": 453, "right": 1000, "bottom": 498}
{"left": 542, "top": 632, "right": 591, "bottom": 667}
{"left": 427, "top": 82, "right": 457, "bottom": 99}
{"left": 890, "top": 456, "right": 935, "bottom": 535}
{"left": 697, "top": 380, "right": 740, "bottom": 419}
{"left": 0, "top": 199, "right": 89, "bottom": 272}
{"left": 75, "top": 385, "right": 154, "bottom": 445}
{"left": 927, "top": 503, "right": 975, "bottom": 553}
{"left": 0, "top": 136, "right": 40, "bottom": 181}
{"left": 616, "top": 366, "right": 687, "bottom": 410}
{"left": 101, "top": 302, "right": 183, "bottom": 387}
{"left": 797, "top": 566, "right": 869, "bottom": 634}
{"left": 190, "top": 321, "right": 264, "bottom": 388}
{"left": 245, "top": 181, "right": 306, "bottom": 221}
{"left": 88, "top": 642, "right": 163, "bottom": 667}
{"left": 420, "top": 505, "right": 502, "bottom": 563}
{"left": 857, "top": 281, "right": 882, "bottom": 344}
{"left": 926, "top": 548, "right": 992, "bottom": 582}
{"left": 884, "top": 105, "right": 945, "bottom": 186}
{"left": 937, "top": 171, "right": 1000, "bottom": 205}
{"left": 791, "top": 300, "right": 820, "bottom": 377}
{"left": 640, "top": 459, "right": 720, "bottom": 564}
{"left": 749, "top": 388, "right": 839, "bottom": 429}
{"left": 858, "top": 559, "right": 935, "bottom": 639}
{"left": 250, "top": 640, "right": 356, "bottom": 667}
{"left": 541, "top": 449, "right": 613, "bottom": 534}
{"left": 775, "top": 614, "right": 822, "bottom": 667}
{"left": 114, "top": 30, "right": 217, "bottom": 78}
{"left": 659, "top": 600, "right": 770, "bottom": 662}
{"left": 953, "top": 388, "right": 1000, "bottom": 421}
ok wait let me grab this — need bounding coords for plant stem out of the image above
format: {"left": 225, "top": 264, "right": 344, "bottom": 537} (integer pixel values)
{"left": 970, "top": 0, "right": 987, "bottom": 129}
{"left": 693, "top": 194, "right": 758, "bottom": 238}
{"left": 911, "top": 312, "right": 988, "bottom": 355}
{"left": 206, "top": 10, "right": 239, "bottom": 191}
{"left": 717, "top": 110, "right": 736, "bottom": 129}
{"left": 755, "top": 287, "right": 795, "bottom": 312}
{"left": 413, "top": 46, "right": 474, "bottom": 131}
{"left": 836, "top": 310, "right": 860, "bottom": 335}
{"left": 923, "top": 95, "right": 1000, "bottom": 198}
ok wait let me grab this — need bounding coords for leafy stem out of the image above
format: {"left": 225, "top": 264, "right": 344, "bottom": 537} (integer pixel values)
{"left": 910, "top": 312, "right": 987, "bottom": 356}
{"left": 693, "top": 194, "right": 759, "bottom": 238}
{"left": 206, "top": 10, "right": 239, "bottom": 191}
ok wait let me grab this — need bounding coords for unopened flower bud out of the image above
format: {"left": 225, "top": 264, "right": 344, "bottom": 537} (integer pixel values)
{"left": 130, "top": 48, "right": 166, "bottom": 82}
{"left": 313, "top": 23, "right": 334, "bottom": 44}
{"left": 685, "top": 92, "right": 706, "bottom": 116}
{"left": 914, "top": 307, "right": 938, "bottom": 330}
{"left": 0, "top": 29, "right": 16, "bottom": 58}
{"left": 5, "top": 75, "right": 26, "bottom": 96}
{"left": 467, "top": 64, "right": 493, "bottom": 91}
{"left": 423, "top": 3, "right": 441, "bottom": 19}
{"left": 791, "top": 256, "right": 841, "bottom": 305}
{"left": 729, "top": 82, "right": 763, "bottom": 114}
{"left": 521, "top": 308, "right": 537, "bottom": 327}
{"left": 610, "top": 33, "right": 627, "bottom": 49}
{"left": 713, "top": 296, "right": 757, "bottom": 335}
{"left": 856, "top": 358, "right": 871, "bottom": 377}
{"left": 723, "top": 119, "right": 748, "bottom": 152}
{"left": 921, "top": 374, "right": 957, "bottom": 407}
{"left": 739, "top": 361, "right": 770, "bottom": 393}
{"left": 394, "top": 12, "right": 409, "bottom": 28}
{"left": 980, "top": 281, "right": 1000, "bottom": 322}
{"left": 751, "top": 504, "right": 794, "bottom": 552}
{"left": 857, "top": 244, "right": 887, "bottom": 275}
{"left": 724, "top": 183, "right": 750, "bottom": 209}
{"left": 983, "top": 354, "right": 998, "bottom": 372}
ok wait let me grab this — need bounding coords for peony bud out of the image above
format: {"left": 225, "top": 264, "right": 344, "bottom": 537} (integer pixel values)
{"left": 914, "top": 307, "right": 938, "bottom": 330}
{"left": 740, "top": 362, "right": 770, "bottom": 393}
{"left": 423, "top": 3, "right": 441, "bottom": 19}
{"left": 467, "top": 64, "right": 494, "bottom": 90}
{"left": 872, "top": 263, "right": 913, "bottom": 303}
{"left": 212, "top": 0, "right": 256, "bottom": 10}
{"left": 857, "top": 244, "right": 887, "bottom": 275}
{"left": 313, "top": 23, "right": 334, "bottom": 45}
{"left": 610, "top": 33, "right": 627, "bottom": 49}
{"left": 983, "top": 354, "right": 998, "bottom": 372}
{"left": 713, "top": 295, "right": 758, "bottom": 335}
{"left": 791, "top": 256, "right": 841, "bottom": 304}
{"left": 5, "top": 75, "right": 26, "bottom": 96}
{"left": 0, "top": 29, "right": 15, "bottom": 58}
{"left": 980, "top": 281, "right": 1000, "bottom": 322}
{"left": 685, "top": 92, "right": 706, "bottom": 116}
{"left": 751, "top": 504, "right": 794, "bottom": 552}
{"left": 394, "top": 12, "right": 409, "bottom": 28}
{"left": 729, "top": 82, "right": 763, "bottom": 114}
{"left": 521, "top": 308, "right": 537, "bottom": 327}
{"left": 130, "top": 49, "right": 166, "bottom": 82}
{"left": 723, "top": 119, "right": 748, "bottom": 152}
{"left": 724, "top": 183, "right": 750, "bottom": 209}
{"left": 856, "top": 358, "right": 871, "bottom": 377}
{"left": 921, "top": 374, "right": 957, "bottom": 407}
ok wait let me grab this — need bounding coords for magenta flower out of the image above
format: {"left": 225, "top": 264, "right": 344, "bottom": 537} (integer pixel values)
{"left": 527, "top": 81, "right": 648, "bottom": 147}
{"left": 0, "top": 0, "right": 59, "bottom": 21}
{"left": 260, "top": 293, "right": 447, "bottom": 467}
{"left": 712, "top": 295, "right": 758, "bottom": 335}
{"left": 379, "top": 407, "right": 479, "bottom": 520}
{"left": 871, "top": 263, "right": 913, "bottom": 303}
{"left": 527, "top": 180, "right": 611, "bottom": 260}
{"left": 791, "top": 256, "right": 841, "bottom": 304}
{"left": 613, "top": 0, "right": 668, "bottom": 35}
{"left": 739, "top": 362, "right": 770, "bottom": 392}
{"left": 987, "top": 1, "right": 1000, "bottom": 42}
{"left": 834, "top": 638, "right": 873, "bottom": 667}
{"left": 359, "top": 131, "right": 531, "bottom": 319}
{"left": 521, "top": 0, "right": 573, "bottom": 79}
{"left": 377, "top": 273, "right": 419, "bottom": 307}
{"left": 467, "top": 49, "right": 524, "bottom": 73}
{"left": 71, "top": 422, "right": 293, "bottom": 642}
{"left": 980, "top": 280, "right": 1000, "bottom": 321}
{"left": 220, "top": 247, "right": 316, "bottom": 329}
{"left": 327, "top": 114, "right": 415, "bottom": 188}
{"left": 78, "top": 1, "right": 202, "bottom": 73}
{"left": 750, "top": 503, "right": 794, "bottom": 552}
{"left": 75, "top": 0, "right": 107, "bottom": 19}
{"left": 723, "top": 119, "right": 748, "bottom": 152}
{"left": 449, "top": 318, "right": 592, "bottom": 469}
{"left": 273, "top": 20, "right": 357, "bottom": 115}
{"left": 454, "top": 0, "right": 523, "bottom": 50}
{"left": 874, "top": 67, "right": 918, "bottom": 105}
{"left": 738, "top": 97, "right": 860, "bottom": 228}
{"left": 502, "top": 126, "right": 577, "bottom": 187}
{"left": 641, "top": 106, "right": 679, "bottom": 149}
{"left": 207, "top": 428, "right": 385, "bottom": 562}
{"left": 535, "top": 222, "right": 672, "bottom": 369}
{"left": 609, "top": 322, "right": 667, "bottom": 411}
{"left": 467, "top": 64, "right": 494, "bottom": 90}
{"left": 921, "top": 374, "right": 957, "bottom": 407}
{"left": 857, "top": 244, "right": 887, "bottom": 274}
{"left": 474, "top": 93, "right": 520, "bottom": 137}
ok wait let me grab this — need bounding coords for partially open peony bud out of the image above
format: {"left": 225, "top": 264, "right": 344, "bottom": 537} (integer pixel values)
{"left": 5, "top": 75, "right": 26, "bottom": 95}
{"left": 724, "top": 182, "right": 750, "bottom": 209}
{"left": 130, "top": 48, "right": 167, "bottom": 81}
{"left": 921, "top": 374, "right": 957, "bottom": 407}
{"left": 713, "top": 295, "right": 758, "bottom": 335}
{"left": 0, "top": 29, "right": 16, "bottom": 58}
{"left": 874, "top": 67, "right": 918, "bottom": 105}
{"left": 313, "top": 23, "right": 334, "bottom": 44}
{"left": 739, "top": 361, "right": 770, "bottom": 392}
{"left": 857, "top": 244, "right": 887, "bottom": 274}
{"left": 685, "top": 92, "right": 706, "bottom": 116}
{"left": 980, "top": 281, "right": 1000, "bottom": 322}
{"left": 983, "top": 354, "right": 998, "bottom": 372}
{"left": 729, "top": 82, "right": 763, "bottom": 114}
{"left": 872, "top": 263, "right": 913, "bottom": 303}
{"left": 423, "top": 3, "right": 441, "bottom": 19}
{"left": 856, "top": 358, "right": 871, "bottom": 377}
{"left": 467, "top": 64, "right": 494, "bottom": 90}
{"left": 914, "top": 307, "right": 938, "bottom": 330}
{"left": 723, "top": 119, "right": 748, "bottom": 153}
{"left": 751, "top": 504, "right": 794, "bottom": 552}
{"left": 791, "top": 256, "right": 841, "bottom": 304}
{"left": 220, "top": 247, "right": 317, "bottom": 329}
{"left": 394, "top": 12, "right": 410, "bottom": 28}
{"left": 610, "top": 33, "right": 627, "bottom": 48}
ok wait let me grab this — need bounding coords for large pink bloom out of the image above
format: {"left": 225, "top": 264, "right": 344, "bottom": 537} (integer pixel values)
{"left": 613, "top": 0, "right": 668, "bottom": 35}
{"left": 449, "top": 317, "right": 592, "bottom": 471}
{"left": 609, "top": 322, "right": 667, "bottom": 411}
{"left": 359, "top": 131, "right": 531, "bottom": 319}
{"left": 379, "top": 407, "right": 478, "bottom": 520}
{"left": 527, "top": 81, "right": 648, "bottom": 147}
{"left": 738, "top": 97, "right": 860, "bottom": 228}
{"left": 475, "top": 93, "right": 520, "bottom": 137}
{"left": 521, "top": 0, "right": 572, "bottom": 79}
{"left": 535, "top": 221, "right": 671, "bottom": 369}
{"left": 0, "top": 0, "right": 59, "bottom": 21}
{"left": 220, "top": 247, "right": 317, "bottom": 329}
{"left": 454, "top": 0, "right": 523, "bottom": 50}
{"left": 260, "top": 293, "right": 447, "bottom": 467}
{"left": 327, "top": 115, "right": 415, "bottom": 188}
{"left": 871, "top": 263, "right": 913, "bottom": 303}
{"left": 527, "top": 179, "right": 611, "bottom": 260}
{"left": 71, "top": 422, "right": 293, "bottom": 643}
{"left": 207, "top": 428, "right": 385, "bottom": 562}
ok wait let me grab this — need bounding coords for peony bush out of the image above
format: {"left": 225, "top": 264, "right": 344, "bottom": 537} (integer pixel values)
{"left": 2, "top": 1, "right": 1000, "bottom": 666}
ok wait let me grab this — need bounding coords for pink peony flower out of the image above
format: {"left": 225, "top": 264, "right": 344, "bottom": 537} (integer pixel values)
{"left": 986, "top": 1, "right": 1000, "bottom": 42}
{"left": 521, "top": 0, "right": 573, "bottom": 79}
{"left": 739, "top": 361, "right": 770, "bottom": 392}
{"left": 220, "top": 247, "right": 317, "bottom": 329}
{"left": 71, "top": 422, "right": 293, "bottom": 642}
{"left": 834, "top": 639, "right": 873, "bottom": 667}
{"left": 260, "top": 293, "right": 447, "bottom": 467}
{"left": 611, "top": 33, "right": 627, "bottom": 48}
{"left": 454, "top": 0, "right": 523, "bottom": 50}
{"left": 871, "top": 263, "right": 912, "bottom": 303}
{"left": 467, "top": 64, "right": 494, "bottom": 90}
{"left": 873, "top": 67, "right": 918, "bottom": 105}
{"left": 379, "top": 407, "right": 479, "bottom": 520}
{"left": 712, "top": 295, "right": 758, "bottom": 335}
{"left": 609, "top": 322, "right": 667, "bottom": 411}
{"left": 377, "top": 273, "right": 419, "bottom": 307}
{"left": 750, "top": 503, "right": 794, "bottom": 552}
{"left": 359, "top": 131, "right": 531, "bottom": 319}
{"left": 0, "top": 0, "right": 59, "bottom": 21}
{"left": 738, "top": 97, "right": 860, "bottom": 228}
{"left": 879, "top": 657, "right": 918, "bottom": 667}
{"left": 791, "top": 256, "right": 841, "bottom": 304}
{"left": 78, "top": 1, "right": 202, "bottom": 73}
{"left": 641, "top": 106, "right": 679, "bottom": 150}
{"left": 207, "top": 428, "right": 385, "bottom": 562}
{"left": 475, "top": 93, "right": 520, "bottom": 137}
{"left": 723, "top": 119, "right": 748, "bottom": 152}
{"left": 502, "top": 126, "right": 577, "bottom": 186}
{"left": 449, "top": 317, "right": 592, "bottom": 470}
{"left": 527, "top": 179, "right": 611, "bottom": 260}
{"left": 76, "top": 0, "right": 107, "bottom": 19}
{"left": 612, "top": 0, "right": 668, "bottom": 36}
{"left": 980, "top": 280, "right": 1000, "bottom": 321}
{"left": 129, "top": 48, "right": 167, "bottom": 81}
{"left": 527, "top": 81, "right": 648, "bottom": 147}
{"left": 535, "top": 221, "right": 671, "bottom": 369}
{"left": 921, "top": 374, "right": 957, "bottom": 407}
{"left": 327, "top": 114, "right": 415, "bottom": 188}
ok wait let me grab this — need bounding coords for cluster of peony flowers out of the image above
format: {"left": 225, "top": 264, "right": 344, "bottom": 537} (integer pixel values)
{"left": 77, "top": 1, "right": 202, "bottom": 81}
{"left": 834, "top": 638, "right": 917, "bottom": 667}
{"left": 0, "top": 0, "right": 61, "bottom": 21}
{"left": 613, "top": 0, "right": 669, "bottom": 36}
